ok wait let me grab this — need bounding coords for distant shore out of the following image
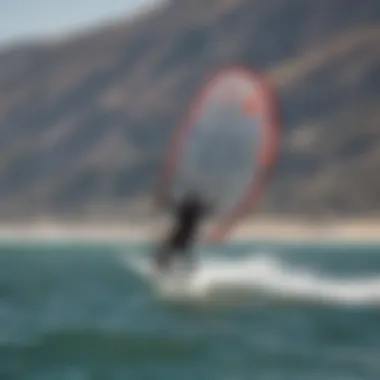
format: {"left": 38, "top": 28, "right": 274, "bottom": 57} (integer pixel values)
{"left": 0, "top": 217, "right": 379, "bottom": 243}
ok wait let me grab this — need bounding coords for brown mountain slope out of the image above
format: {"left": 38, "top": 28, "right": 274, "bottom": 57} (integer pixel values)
{"left": 0, "top": 0, "right": 379, "bottom": 219}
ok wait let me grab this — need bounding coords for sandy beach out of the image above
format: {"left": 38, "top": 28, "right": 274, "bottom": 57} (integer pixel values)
{"left": 0, "top": 217, "right": 378, "bottom": 243}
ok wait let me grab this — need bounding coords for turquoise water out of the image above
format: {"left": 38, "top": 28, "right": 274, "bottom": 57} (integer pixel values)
{"left": 0, "top": 241, "right": 380, "bottom": 379}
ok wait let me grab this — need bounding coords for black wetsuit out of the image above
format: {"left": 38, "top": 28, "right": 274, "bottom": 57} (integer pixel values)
{"left": 154, "top": 194, "right": 210, "bottom": 271}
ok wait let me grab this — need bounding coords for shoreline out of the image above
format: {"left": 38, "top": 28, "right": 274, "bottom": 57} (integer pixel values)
{"left": 0, "top": 218, "right": 379, "bottom": 244}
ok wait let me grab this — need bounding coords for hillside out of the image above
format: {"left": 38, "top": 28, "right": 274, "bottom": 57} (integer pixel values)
{"left": 0, "top": 0, "right": 379, "bottom": 220}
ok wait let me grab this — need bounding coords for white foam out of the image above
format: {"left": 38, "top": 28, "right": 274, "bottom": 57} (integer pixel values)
{"left": 124, "top": 253, "right": 380, "bottom": 306}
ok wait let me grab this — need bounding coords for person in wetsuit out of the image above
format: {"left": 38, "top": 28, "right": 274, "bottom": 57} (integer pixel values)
{"left": 153, "top": 191, "right": 212, "bottom": 271}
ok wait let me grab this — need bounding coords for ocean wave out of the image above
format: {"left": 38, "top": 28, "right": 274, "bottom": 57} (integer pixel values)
{"left": 125, "top": 253, "right": 380, "bottom": 307}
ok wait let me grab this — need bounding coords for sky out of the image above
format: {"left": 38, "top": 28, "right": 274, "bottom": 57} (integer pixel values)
{"left": 0, "top": 0, "right": 163, "bottom": 47}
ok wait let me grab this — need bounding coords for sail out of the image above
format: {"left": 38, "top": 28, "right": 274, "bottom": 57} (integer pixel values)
{"left": 157, "top": 66, "right": 280, "bottom": 241}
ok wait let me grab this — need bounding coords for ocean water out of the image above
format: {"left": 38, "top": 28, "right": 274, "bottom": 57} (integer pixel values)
{"left": 0, "top": 240, "right": 379, "bottom": 380}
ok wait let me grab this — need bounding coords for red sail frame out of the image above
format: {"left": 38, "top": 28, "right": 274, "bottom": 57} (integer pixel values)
{"left": 156, "top": 66, "right": 280, "bottom": 242}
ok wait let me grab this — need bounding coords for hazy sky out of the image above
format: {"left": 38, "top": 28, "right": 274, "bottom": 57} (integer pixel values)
{"left": 0, "top": 0, "right": 163, "bottom": 47}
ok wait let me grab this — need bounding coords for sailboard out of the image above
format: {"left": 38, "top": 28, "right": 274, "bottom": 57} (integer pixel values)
{"left": 156, "top": 66, "right": 280, "bottom": 243}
